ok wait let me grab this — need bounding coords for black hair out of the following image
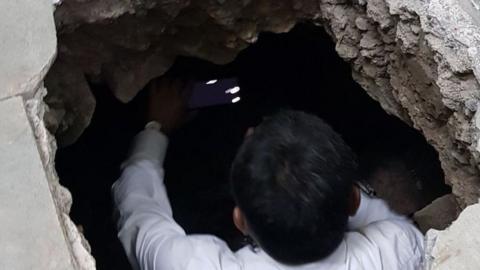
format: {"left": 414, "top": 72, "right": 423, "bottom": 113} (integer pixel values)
{"left": 230, "top": 110, "right": 359, "bottom": 265}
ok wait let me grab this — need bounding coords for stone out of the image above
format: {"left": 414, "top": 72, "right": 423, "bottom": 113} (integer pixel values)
{"left": 0, "top": 0, "right": 56, "bottom": 100}
{"left": 355, "top": 16, "right": 371, "bottom": 31}
{"left": 366, "top": 0, "right": 393, "bottom": 29}
{"left": 44, "top": 59, "right": 96, "bottom": 147}
{"left": 0, "top": 97, "right": 73, "bottom": 270}
{"left": 359, "top": 31, "right": 383, "bottom": 49}
{"left": 425, "top": 202, "right": 480, "bottom": 269}
{"left": 336, "top": 43, "right": 359, "bottom": 60}
{"left": 414, "top": 194, "right": 460, "bottom": 234}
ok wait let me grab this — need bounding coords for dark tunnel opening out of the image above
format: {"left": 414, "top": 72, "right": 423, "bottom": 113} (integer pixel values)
{"left": 54, "top": 23, "right": 450, "bottom": 269}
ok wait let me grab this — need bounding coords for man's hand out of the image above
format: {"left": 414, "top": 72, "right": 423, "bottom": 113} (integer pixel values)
{"left": 147, "top": 77, "right": 189, "bottom": 135}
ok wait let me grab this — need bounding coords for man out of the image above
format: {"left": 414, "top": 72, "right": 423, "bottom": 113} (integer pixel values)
{"left": 112, "top": 78, "right": 424, "bottom": 270}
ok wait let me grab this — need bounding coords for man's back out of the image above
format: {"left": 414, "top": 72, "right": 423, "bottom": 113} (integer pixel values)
{"left": 112, "top": 128, "right": 424, "bottom": 270}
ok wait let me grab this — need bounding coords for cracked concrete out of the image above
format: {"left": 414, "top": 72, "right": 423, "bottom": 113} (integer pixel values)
{"left": 0, "top": 96, "right": 73, "bottom": 270}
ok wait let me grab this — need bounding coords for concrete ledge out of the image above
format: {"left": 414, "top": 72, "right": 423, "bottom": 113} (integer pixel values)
{"left": 0, "top": 97, "right": 74, "bottom": 270}
{"left": 0, "top": 0, "right": 56, "bottom": 100}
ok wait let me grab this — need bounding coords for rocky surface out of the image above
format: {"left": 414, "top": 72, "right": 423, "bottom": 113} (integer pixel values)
{"left": 51, "top": 0, "right": 480, "bottom": 208}
{"left": 321, "top": 0, "right": 480, "bottom": 208}
{"left": 425, "top": 201, "right": 480, "bottom": 270}
{"left": 25, "top": 86, "right": 96, "bottom": 270}
{"left": 44, "top": 59, "right": 96, "bottom": 147}
{"left": 414, "top": 194, "right": 460, "bottom": 234}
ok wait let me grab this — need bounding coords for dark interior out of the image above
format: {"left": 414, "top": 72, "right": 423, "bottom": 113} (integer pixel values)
{"left": 54, "top": 23, "right": 450, "bottom": 269}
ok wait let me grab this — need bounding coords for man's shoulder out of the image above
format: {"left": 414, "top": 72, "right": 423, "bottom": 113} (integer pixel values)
{"left": 345, "top": 219, "right": 424, "bottom": 269}
{"left": 353, "top": 218, "right": 424, "bottom": 247}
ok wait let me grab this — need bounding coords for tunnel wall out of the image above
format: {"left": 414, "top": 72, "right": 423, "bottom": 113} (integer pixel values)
{"left": 51, "top": 0, "right": 480, "bottom": 207}
{"left": 41, "top": 0, "right": 480, "bottom": 269}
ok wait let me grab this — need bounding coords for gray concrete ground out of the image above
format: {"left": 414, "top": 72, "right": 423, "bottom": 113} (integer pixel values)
{"left": 0, "top": 96, "right": 73, "bottom": 269}
{"left": 0, "top": 0, "right": 56, "bottom": 100}
{"left": 0, "top": 0, "right": 80, "bottom": 269}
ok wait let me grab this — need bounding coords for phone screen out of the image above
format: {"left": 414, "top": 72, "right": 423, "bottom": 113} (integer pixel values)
{"left": 188, "top": 78, "right": 241, "bottom": 109}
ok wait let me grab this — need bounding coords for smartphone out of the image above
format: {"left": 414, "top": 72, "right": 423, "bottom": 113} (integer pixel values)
{"left": 188, "top": 78, "right": 241, "bottom": 109}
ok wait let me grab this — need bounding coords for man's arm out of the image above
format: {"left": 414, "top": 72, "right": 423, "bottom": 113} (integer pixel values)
{"left": 112, "top": 77, "right": 240, "bottom": 270}
{"left": 112, "top": 127, "right": 241, "bottom": 270}
{"left": 112, "top": 128, "right": 174, "bottom": 269}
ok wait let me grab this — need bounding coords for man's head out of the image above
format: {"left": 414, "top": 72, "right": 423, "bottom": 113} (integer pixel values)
{"left": 230, "top": 110, "right": 360, "bottom": 265}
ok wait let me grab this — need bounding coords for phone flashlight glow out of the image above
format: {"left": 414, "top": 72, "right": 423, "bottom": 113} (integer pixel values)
{"left": 226, "top": 85, "right": 241, "bottom": 103}
{"left": 225, "top": 86, "right": 240, "bottom": 94}
{"left": 206, "top": 79, "right": 218, "bottom": 85}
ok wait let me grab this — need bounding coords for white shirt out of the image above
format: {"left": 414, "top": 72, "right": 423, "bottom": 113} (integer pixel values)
{"left": 112, "top": 129, "right": 424, "bottom": 270}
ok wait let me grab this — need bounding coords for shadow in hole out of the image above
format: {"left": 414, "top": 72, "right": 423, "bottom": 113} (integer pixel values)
{"left": 55, "top": 23, "right": 449, "bottom": 270}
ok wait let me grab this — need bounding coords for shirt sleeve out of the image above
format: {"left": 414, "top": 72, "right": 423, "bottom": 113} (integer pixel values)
{"left": 112, "top": 129, "right": 240, "bottom": 270}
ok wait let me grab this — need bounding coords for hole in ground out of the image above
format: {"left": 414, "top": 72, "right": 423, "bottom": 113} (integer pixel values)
{"left": 54, "top": 24, "right": 450, "bottom": 269}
